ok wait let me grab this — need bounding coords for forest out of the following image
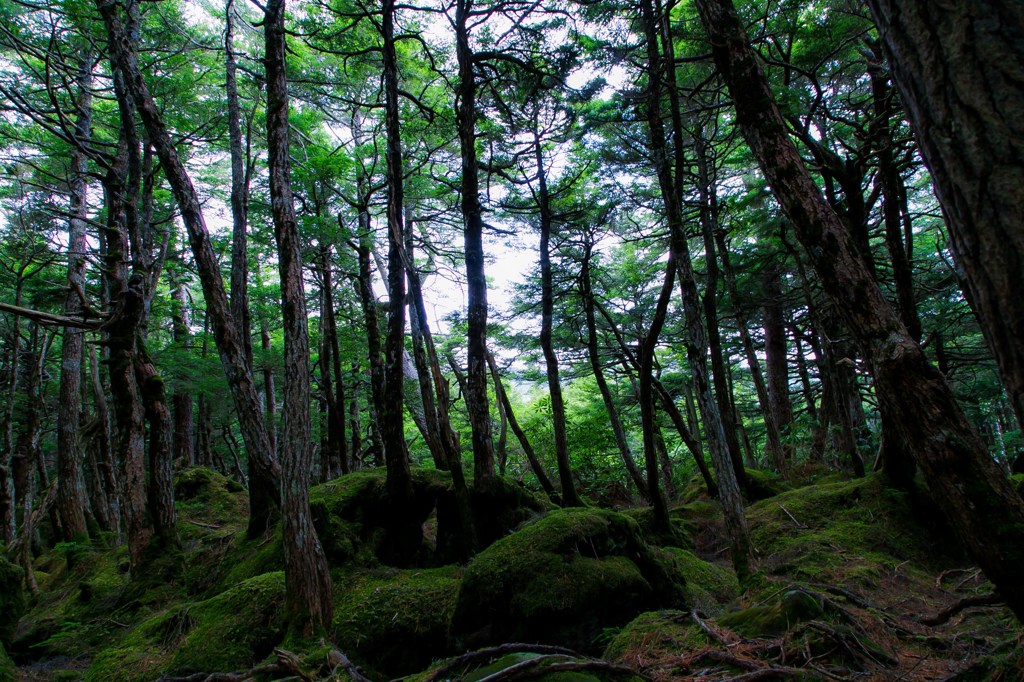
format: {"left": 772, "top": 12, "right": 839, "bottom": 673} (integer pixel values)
{"left": 1, "top": 0, "right": 1023, "bottom": 679}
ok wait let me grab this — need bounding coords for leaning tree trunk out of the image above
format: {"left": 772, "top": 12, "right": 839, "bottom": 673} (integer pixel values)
{"left": 696, "top": 0, "right": 1024, "bottom": 621}
{"left": 97, "top": 0, "right": 281, "bottom": 540}
{"left": 864, "top": 0, "right": 1024, "bottom": 430}
{"left": 264, "top": 0, "right": 333, "bottom": 634}
{"left": 642, "top": 0, "right": 750, "bottom": 580}
{"left": 56, "top": 49, "right": 94, "bottom": 541}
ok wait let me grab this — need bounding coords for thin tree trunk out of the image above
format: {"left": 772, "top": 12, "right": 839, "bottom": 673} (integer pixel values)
{"left": 97, "top": 0, "right": 281, "bottom": 539}
{"left": 694, "top": 131, "right": 747, "bottom": 489}
{"left": 580, "top": 238, "right": 649, "bottom": 498}
{"left": 534, "top": 134, "right": 582, "bottom": 506}
{"left": 264, "top": 0, "right": 333, "bottom": 633}
{"left": 487, "top": 351, "right": 558, "bottom": 500}
{"left": 716, "top": 231, "right": 787, "bottom": 471}
{"left": 136, "top": 332, "right": 177, "bottom": 546}
{"left": 89, "top": 343, "right": 120, "bottom": 535}
{"left": 170, "top": 266, "right": 195, "bottom": 467}
{"left": 455, "top": 0, "right": 495, "bottom": 487}
{"left": 762, "top": 268, "right": 793, "bottom": 456}
{"left": 381, "top": 0, "right": 413, "bottom": 511}
{"left": 226, "top": 0, "right": 253, "bottom": 366}
{"left": 697, "top": 0, "right": 1024, "bottom": 620}
{"left": 642, "top": 0, "right": 750, "bottom": 579}
{"left": 57, "top": 49, "right": 94, "bottom": 540}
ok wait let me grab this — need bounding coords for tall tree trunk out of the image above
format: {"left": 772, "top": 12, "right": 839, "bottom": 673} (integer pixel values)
{"left": 226, "top": 0, "right": 253, "bottom": 365}
{"left": 454, "top": 0, "right": 495, "bottom": 487}
{"left": 534, "top": 134, "right": 582, "bottom": 506}
{"left": 318, "top": 248, "right": 345, "bottom": 479}
{"left": 694, "top": 131, "right": 747, "bottom": 489}
{"left": 381, "top": 0, "right": 413, "bottom": 512}
{"left": 865, "top": 0, "right": 1024, "bottom": 430}
{"left": 170, "top": 264, "right": 195, "bottom": 467}
{"left": 352, "top": 207, "right": 385, "bottom": 465}
{"left": 264, "top": 0, "right": 333, "bottom": 633}
{"left": 97, "top": 0, "right": 281, "bottom": 540}
{"left": 762, "top": 267, "right": 793, "bottom": 456}
{"left": 716, "top": 231, "right": 786, "bottom": 471}
{"left": 88, "top": 343, "right": 120, "bottom": 536}
{"left": 579, "top": 258, "right": 648, "bottom": 497}
{"left": 642, "top": 0, "right": 750, "bottom": 579}
{"left": 136, "top": 328, "right": 177, "bottom": 546}
{"left": 56, "top": 50, "right": 94, "bottom": 541}
{"left": 696, "top": 0, "right": 1024, "bottom": 621}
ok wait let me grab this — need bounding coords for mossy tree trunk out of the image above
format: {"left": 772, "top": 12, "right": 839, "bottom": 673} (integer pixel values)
{"left": 696, "top": 0, "right": 1024, "bottom": 621}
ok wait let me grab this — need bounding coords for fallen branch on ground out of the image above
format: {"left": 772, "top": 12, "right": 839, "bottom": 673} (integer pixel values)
{"left": 921, "top": 593, "right": 1003, "bottom": 626}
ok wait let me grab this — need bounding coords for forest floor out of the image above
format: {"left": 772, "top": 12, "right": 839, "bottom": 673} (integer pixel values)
{"left": 2, "top": 466, "right": 1022, "bottom": 681}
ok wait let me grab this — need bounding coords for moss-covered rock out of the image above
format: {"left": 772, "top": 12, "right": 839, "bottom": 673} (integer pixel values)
{"left": 86, "top": 571, "right": 287, "bottom": 681}
{"left": 0, "top": 554, "right": 25, "bottom": 647}
{"left": 748, "top": 473, "right": 944, "bottom": 584}
{"left": 174, "top": 467, "right": 247, "bottom": 531}
{"left": 663, "top": 548, "right": 738, "bottom": 613}
{"left": 450, "top": 508, "right": 687, "bottom": 652}
{"left": 1010, "top": 473, "right": 1024, "bottom": 499}
{"left": 717, "top": 589, "right": 824, "bottom": 638}
{"left": 603, "top": 610, "right": 707, "bottom": 664}
{"left": 311, "top": 467, "right": 547, "bottom": 568}
{"left": 744, "top": 469, "right": 790, "bottom": 501}
{"left": 333, "top": 566, "right": 461, "bottom": 677}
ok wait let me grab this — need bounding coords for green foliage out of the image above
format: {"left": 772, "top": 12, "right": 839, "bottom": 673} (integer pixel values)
{"left": 0, "top": 642, "right": 14, "bottom": 682}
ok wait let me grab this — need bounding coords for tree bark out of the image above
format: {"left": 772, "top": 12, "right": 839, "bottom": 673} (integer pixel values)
{"left": 697, "top": 0, "right": 1024, "bottom": 621}
{"left": 264, "top": 0, "right": 333, "bottom": 634}
{"left": 864, "top": 0, "right": 1024, "bottom": 429}
{"left": 534, "top": 133, "right": 582, "bottom": 506}
{"left": 97, "top": 0, "right": 281, "bottom": 539}
{"left": 381, "top": 0, "right": 414, "bottom": 511}
{"left": 454, "top": 0, "right": 495, "bottom": 487}
{"left": 56, "top": 49, "right": 94, "bottom": 540}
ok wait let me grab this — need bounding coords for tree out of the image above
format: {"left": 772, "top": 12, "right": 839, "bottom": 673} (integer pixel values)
{"left": 695, "top": 0, "right": 1024, "bottom": 621}
{"left": 863, "top": 1, "right": 1024, "bottom": 433}
{"left": 263, "top": 0, "right": 333, "bottom": 632}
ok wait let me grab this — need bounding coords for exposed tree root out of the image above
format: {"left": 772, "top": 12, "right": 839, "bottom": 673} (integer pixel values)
{"left": 921, "top": 593, "right": 1004, "bottom": 626}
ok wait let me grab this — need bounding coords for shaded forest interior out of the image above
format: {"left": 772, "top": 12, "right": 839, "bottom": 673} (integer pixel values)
{"left": 1, "top": 0, "right": 1023, "bottom": 680}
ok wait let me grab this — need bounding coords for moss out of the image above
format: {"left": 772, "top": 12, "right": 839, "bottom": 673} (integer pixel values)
{"left": 743, "top": 469, "right": 790, "bottom": 501}
{"left": 662, "top": 548, "right": 738, "bottom": 613}
{"left": 13, "top": 545, "right": 131, "bottom": 660}
{"left": 0, "top": 641, "right": 14, "bottom": 682}
{"left": 1010, "top": 473, "right": 1024, "bottom": 499}
{"left": 174, "top": 467, "right": 247, "bottom": 532}
{"left": 450, "top": 508, "right": 687, "bottom": 653}
{"left": 603, "top": 611, "right": 707, "bottom": 664}
{"left": 620, "top": 507, "right": 692, "bottom": 549}
{"left": 0, "top": 554, "right": 25, "bottom": 647}
{"left": 86, "top": 571, "right": 287, "bottom": 681}
{"left": 717, "top": 589, "right": 824, "bottom": 638}
{"left": 748, "top": 473, "right": 945, "bottom": 585}
{"left": 208, "top": 526, "right": 284, "bottom": 594}
{"left": 333, "top": 566, "right": 461, "bottom": 677}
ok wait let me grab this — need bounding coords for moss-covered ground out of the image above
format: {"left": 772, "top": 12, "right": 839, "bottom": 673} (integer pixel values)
{"left": 5, "top": 467, "right": 1022, "bottom": 681}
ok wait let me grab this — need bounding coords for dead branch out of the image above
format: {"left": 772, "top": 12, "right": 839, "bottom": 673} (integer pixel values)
{"left": 921, "top": 593, "right": 1003, "bottom": 626}
{"left": 0, "top": 301, "right": 104, "bottom": 329}
{"left": 690, "top": 608, "right": 739, "bottom": 646}
{"left": 326, "top": 647, "right": 374, "bottom": 682}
